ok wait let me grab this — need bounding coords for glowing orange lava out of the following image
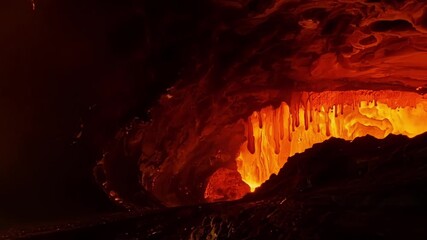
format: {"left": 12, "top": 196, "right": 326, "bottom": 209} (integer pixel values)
{"left": 236, "top": 90, "right": 427, "bottom": 191}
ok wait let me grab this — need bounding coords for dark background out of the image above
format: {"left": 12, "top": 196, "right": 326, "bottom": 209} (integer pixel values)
{"left": 0, "top": 0, "right": 209, "bottom": 226}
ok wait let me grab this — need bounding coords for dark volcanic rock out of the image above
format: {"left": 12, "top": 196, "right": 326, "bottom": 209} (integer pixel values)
{"left": 11, "top": 133, "right": 427, "bottom": 239}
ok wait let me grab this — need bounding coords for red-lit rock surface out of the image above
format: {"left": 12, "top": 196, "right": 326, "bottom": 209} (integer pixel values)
{"left": 204, "top": 168, "right": 250, "bottom": 202}
{"left": 96, "top": 0, "right": 427, "bottom": 207}
{"left": 6, "top": 0, "right": 427, "bottom": 238}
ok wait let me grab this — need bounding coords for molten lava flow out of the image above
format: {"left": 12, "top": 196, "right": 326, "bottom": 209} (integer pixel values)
{"left": 236, "top": 90, "right": 427, "bottom": 191}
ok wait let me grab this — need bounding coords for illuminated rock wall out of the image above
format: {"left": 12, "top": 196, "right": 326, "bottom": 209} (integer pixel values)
{"left": 96, "top": 0, "right": 427, "bottom": 207}
{"left": 237, "top": 90, "right": 427, "bottom": 190}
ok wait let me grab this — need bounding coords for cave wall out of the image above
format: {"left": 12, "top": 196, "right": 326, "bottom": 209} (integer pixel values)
{"left": 0, "top": 0, "right": 209, "bottom": 222}
{"left": 103, "top": 0, "right": 427, "bottom": 207}
{"left": 3, "top": 0, "right": 427, "bottom": 221}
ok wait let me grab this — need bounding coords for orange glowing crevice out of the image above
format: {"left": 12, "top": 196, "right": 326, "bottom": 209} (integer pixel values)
{"left": 236, "top": 90, "right": 427, "bottom": 191}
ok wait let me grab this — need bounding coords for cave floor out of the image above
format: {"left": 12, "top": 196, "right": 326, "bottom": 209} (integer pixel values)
{"left": 4, "top": 134, "right": 427, "bottom": 240}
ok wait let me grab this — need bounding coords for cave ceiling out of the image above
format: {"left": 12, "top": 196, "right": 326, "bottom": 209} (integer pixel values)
{"left": 178, "top": 0, "right": 427, "bottom": 92}
{"left": 150, "top": 0, "right": 427, "bottom": 137}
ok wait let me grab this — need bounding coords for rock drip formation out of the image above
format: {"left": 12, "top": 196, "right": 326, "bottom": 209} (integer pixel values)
{"left": 237, "top": 90, "right": 427, "bottom": 191}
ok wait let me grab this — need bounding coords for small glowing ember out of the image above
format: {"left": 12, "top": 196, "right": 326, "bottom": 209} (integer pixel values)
{"left": 236, "top": 90, "right": 427, "bottom": 191}
{"left": 31, "top": 0, "right": 36, "bottom": 11}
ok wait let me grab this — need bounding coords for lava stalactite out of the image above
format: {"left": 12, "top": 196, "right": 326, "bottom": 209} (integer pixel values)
{"left": 236, "top": 90, "right": 427, "bottom": 191}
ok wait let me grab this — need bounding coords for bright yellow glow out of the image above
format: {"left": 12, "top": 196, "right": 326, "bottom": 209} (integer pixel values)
{"left": 236, "top": 91, "right": 427, "bottom": 191}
